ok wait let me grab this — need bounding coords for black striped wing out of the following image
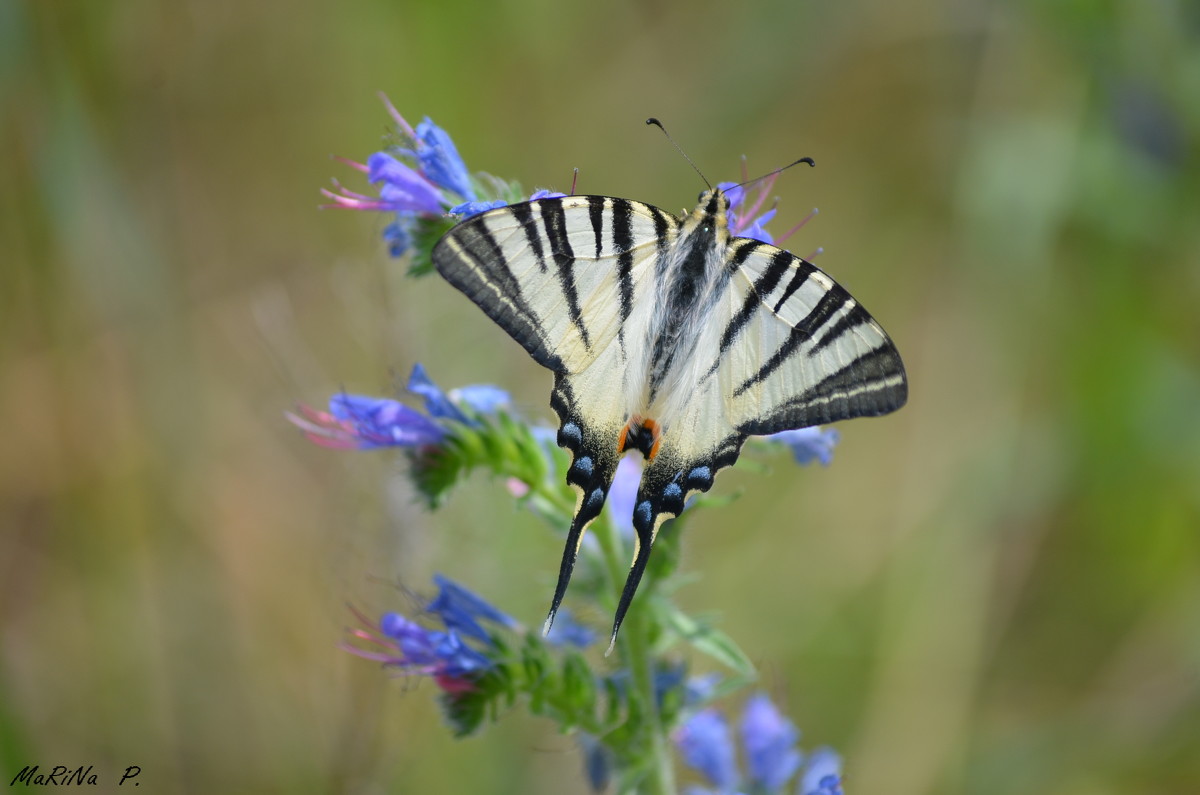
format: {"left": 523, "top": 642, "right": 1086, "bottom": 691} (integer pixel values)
{"left": 704, "top": 238, "right": 906, "bottom": 442}
{"left": 620, "top": 238, "right": 906, "bottom": 651}
{"left": 432, "top": 196, "right": 680, "bottom": 646}
{"left": 431, "top": 196, "right": 677, "bottom": 377}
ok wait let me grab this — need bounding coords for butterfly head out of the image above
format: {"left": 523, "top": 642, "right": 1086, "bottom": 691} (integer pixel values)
{"left": 687, "top": 188, "right": 732, "bottom": 242}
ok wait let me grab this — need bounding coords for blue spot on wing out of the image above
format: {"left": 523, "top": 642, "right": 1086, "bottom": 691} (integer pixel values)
{"left": 634, "top": 500, "right": 653, "bottom": 530}
{"left": 560, "top": 422, "right": 582, "bottom": 446}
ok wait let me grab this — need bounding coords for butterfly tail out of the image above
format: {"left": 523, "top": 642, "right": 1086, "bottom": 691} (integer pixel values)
{"left": 544, "top": 378, "right": 621, "bottom": 636}
{"left": 543, "top": 461, "right": 615, "bottom": 636}
{"left": 606, "top": 513, "right": 655, "bottom": 656}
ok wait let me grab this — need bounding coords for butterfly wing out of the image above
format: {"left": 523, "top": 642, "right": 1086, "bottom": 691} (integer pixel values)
{"left": 604, "top": 237, "right": 907, "bottom": 646}
{"left": 432, "top": 195, "right": 680, "bottom": 634}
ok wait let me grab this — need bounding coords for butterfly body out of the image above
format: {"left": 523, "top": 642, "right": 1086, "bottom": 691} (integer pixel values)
{"left": 433, "top": 188, "right": 906, "bottom": 651}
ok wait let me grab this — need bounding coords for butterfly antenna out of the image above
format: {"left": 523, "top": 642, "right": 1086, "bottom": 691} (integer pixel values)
{"left": 733, "top": 157, "right": 815, "bottom": 191}
{"left": 646, "top": 118, "right": 711, "bottom": 190}
{"left": 570, "top": 167, "right": 579, "bottom": 195}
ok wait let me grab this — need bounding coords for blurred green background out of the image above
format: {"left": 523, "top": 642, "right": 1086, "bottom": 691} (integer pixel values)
{"left": 3, "top": 0, "right": 1198, "bottom": 792}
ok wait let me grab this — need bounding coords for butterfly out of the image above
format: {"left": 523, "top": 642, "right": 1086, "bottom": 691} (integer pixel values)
{"left": 431, "top": 178, "right": 907, "bottom": 652}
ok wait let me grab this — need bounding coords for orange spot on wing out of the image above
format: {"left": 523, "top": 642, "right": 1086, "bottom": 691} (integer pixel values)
{"left": 645, "top": 419, "right": 663, "bottom": 460}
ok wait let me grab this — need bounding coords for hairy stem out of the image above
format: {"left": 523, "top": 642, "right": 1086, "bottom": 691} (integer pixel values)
{"left": 596, "top": 514, "right": 675, "bottom": 795}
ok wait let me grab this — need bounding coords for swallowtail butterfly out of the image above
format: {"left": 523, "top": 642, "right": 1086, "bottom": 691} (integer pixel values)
{"left": 432, "top": 164, "right": 907, "bottom": 651}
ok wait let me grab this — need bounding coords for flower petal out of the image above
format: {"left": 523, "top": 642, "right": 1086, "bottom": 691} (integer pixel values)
{"left": 416, "top": 116, "right": 476, "bottom": 200}
{"left": 675, "top": 709, "right": 738, "bottom": 790}
{"left": 449, "top": 199, "right": 508, "bottom": 218}
{"left": 367, "top": 152, "right": 444, "bottom": 213}
{"left": 406, "top": 364, "right": 471, "bottom": 424}
{"left": 426, "top": 573, "right": 518, "bottom": 644}
{"left": 800, "top": 747, "right": 842, "bottom": 795}
{"left": 740, "top": 693, "right": 802, "bottom": 791}
{"left": 765, "top": 427, "right": 840, "bottom": 467}
{"left": 328, "top": 393, "right": 445, "bottom": 448}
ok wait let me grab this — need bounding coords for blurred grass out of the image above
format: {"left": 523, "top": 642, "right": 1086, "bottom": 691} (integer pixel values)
{"left": 2, "top": 0, "right": 1198, "bottom": 793}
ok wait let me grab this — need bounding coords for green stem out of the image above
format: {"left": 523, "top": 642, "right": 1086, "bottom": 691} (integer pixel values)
{"left": 595, "top": 515, "right": 675, "bottom": 795}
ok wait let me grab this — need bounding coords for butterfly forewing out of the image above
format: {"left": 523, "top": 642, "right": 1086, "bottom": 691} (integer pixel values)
{"left": 432, "top": 196, "right": 677, "bottom": 375}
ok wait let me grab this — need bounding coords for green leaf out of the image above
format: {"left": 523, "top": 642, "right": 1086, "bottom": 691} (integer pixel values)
{"left": 407, "top": 215, "right": 457, "bottom": 277}
{"left": 559, "top": 651, "right": 597, "bottom": 721}
{"left": 660, "top": 600, "right": 757, "bottom": 679}
{"left": 407, "top": 438, "right": 468, "bottom": 509}
{"left": 439, "top": 670, "right": 505, "bottom": 738}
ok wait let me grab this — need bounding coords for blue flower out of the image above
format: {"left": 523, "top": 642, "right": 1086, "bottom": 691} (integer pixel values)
{"left": 290, "top": 364, "right": 511, "bottom": 449}
{"left": 766, "top": 427, "right": 840, "bottom": 467}
{"left": 720, "top": 173, "right": 819, "bottom": 250}
{"left": 382, "top": 220, "right": 414, "bottom": 258}
{"left": 426, "top": 573, "right": 519, "bottom": 643}
{"left": 675, "top": 709, "right": 738, "bottom": 792}
{"left": 604, "top": 455, "right": 643, "bottom": 539}
{"left": 719, "top": 179, "right": 777, "bottom": 245}
{"left": 450, "top": 199, "right": 508, "bottom": 218}
{"left": 675, "top": 694, "right": 842, "bottom": 795}
{"left": 287, "top": 394, "right": 444, "bottom": 449}
{"left": 738, "top": 207, "right": 776, "bottom": 245}
{"left": 449, "top": 384, "right": 511, "bottom": 414}
{"left": 799, "top": 748, "right": 842, "bottom": 795}
{"left": 579, "top": 733, "right": 612, "bottom": 793}
{"left": 406, "top": 363, "right": 509, "bottom": 424}
{"left": 544, "top": 607, "right": 597, "bottom": 649}
{"left": 378, "top": 612, "right": 492, "bottom": 678}
{"left": 343, "top": 601, "right": 493, "bottom": 694}
{"left": 415, "top": 116, "right": 477, "bottom": 200}
{"left": 685, "top": 673, "right": 723, "bottom": 706}
{"left": 451, "top": 188, "right": 570, "bottom": 219}
{"left": 740, "top": 693, "right": 801, "bottom": 791}
{"left": 324, "top": 99, "right": 496, "bottom": 258}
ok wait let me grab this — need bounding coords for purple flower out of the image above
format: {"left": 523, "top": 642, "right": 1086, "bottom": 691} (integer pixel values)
{"left": 323, "top": 99, "right": 493, "bottom": 258}
{"left": 529, "top": 189, "right": 567, "bottom": 200}
{"left": 719, "top": 179, "right": 778, "bottom": 244}
{"left": 675, "top": 710, "right": 738, "bottom": 791}
{"left": 719, "top": 172, "right": 819, "bottom": 250}
{"left": 415, "top": 116, "right": 476, "bottom": 200}
{"left": 799, "top": 748, "right": 842, "bottom": 795}
{"left": 343, "top": 605, "right": 492, "bottom": 694}
{"left": 740, "top": 693, "right": 801, "bottom": 791}
{"left": 287, "top": 394, "right": 444, "bottom": 449}
{"left": 426, "top": 573, "right": 518, "bottom": 643}
{"left": 738, "top": 206, "right": 777, "bottom": 245}
{"left": 765, "top": 427, "right": 840, "bottom": 467}
{"left": 367, "top": 152, "right": 445, "bottom": 213}
{"left": 544, "top": 607, "right": 597, "bottom": 649}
